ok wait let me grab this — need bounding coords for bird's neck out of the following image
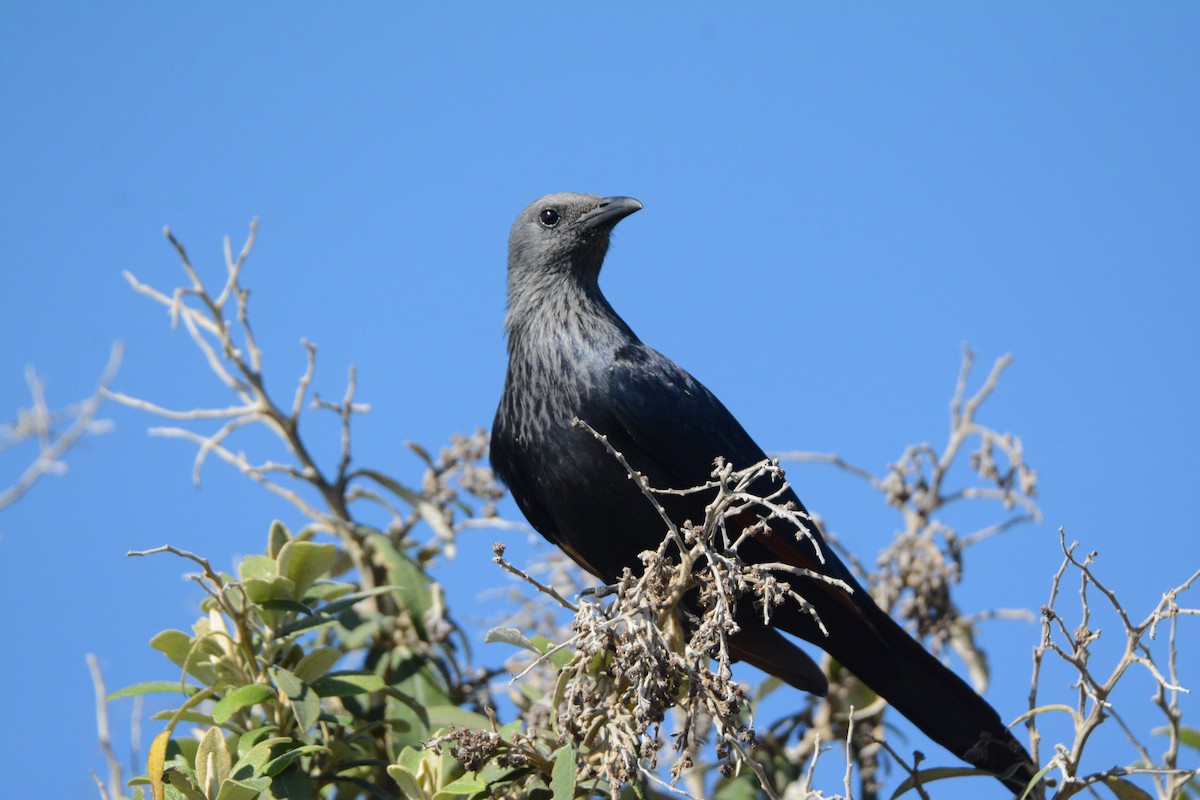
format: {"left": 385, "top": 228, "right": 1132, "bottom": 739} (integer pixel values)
{"left": 504, "top": 268, "right": 638, "bottom": 359}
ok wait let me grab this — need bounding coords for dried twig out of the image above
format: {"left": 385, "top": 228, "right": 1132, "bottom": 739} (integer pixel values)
{"left": 1028, "top": 529, "right": 1199, "bottom": 799}
{"left": 0, "top": 342, "right": 122, "bottom": 511}
{"left": 87, "top": 655, "right": 122, "bottom": 800}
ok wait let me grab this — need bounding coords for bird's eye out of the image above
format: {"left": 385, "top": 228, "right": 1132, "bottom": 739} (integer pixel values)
{"left": 538, "top": 208, "right": 560, "bottom": 227}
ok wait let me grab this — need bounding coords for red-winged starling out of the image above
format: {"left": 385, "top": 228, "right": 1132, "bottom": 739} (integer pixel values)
{"left": 491, "top": 193, "right": 1041, "bottom": 797}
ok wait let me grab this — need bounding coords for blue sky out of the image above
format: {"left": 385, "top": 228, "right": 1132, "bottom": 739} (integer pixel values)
{"left": 1, "top": 4, "right": 1197, "bottom": 797}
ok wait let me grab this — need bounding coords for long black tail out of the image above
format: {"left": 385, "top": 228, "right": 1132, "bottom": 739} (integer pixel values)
{"left": 776, "top": 582, "right": 1042, "bottom": 797}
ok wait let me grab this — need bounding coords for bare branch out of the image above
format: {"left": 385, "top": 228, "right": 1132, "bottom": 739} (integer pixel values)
{"left": 144, "top": 426, "right": 329, "bottom": 521}
{"left": 492, "top": 542, "right": 579, "bottom": 613}
{"left": 772, "top": 451, "right": 881, "bottom": 488}
{"left": 103, "top": 391, "right": 255, "bottom": 421}
{"left": 87, "top": 654, "right": 122, "bottom": 800}
{"left": 0, "top": 342, "right": 122, "bottom": 511}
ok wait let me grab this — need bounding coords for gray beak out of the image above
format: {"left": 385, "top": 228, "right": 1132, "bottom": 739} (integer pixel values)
{"left": 578, "top": 196, "right": 643, "bottom": 231}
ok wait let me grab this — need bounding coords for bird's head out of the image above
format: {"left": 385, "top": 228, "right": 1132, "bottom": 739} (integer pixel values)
{"left": 508, "top": 193, "right": 643, "bottom": 285}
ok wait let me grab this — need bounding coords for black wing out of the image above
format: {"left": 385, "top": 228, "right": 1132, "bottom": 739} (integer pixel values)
{"left": 605, "top": 343, "right": 834, "bottom": 694}
{"left": 604, "top": 343, "right": 853, "bottom": 583}
{"left": 605, "top": 343, "right": 772, "bottom": 485}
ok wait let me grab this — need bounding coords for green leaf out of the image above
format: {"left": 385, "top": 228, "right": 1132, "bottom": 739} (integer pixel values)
{"left": 270, "top": 667, "right": 321, "bottom": 735}
{"left": 311, "top": 672, "right": 385, "bottom": 697}
{"left": 302, "top": 581, "right": 354, "bottom": 603}
{"left": 271, "top": 667, "right": 303, "bottom": 698}
{"left": 235, "top": 728, "right": 282, "bottom": 757}
{"left": 215, "top": 776, "right": 270, "bottom": 800}
{"left": 387, "top": 764, "right": 429, "bottom": 800}
{"left": 262, "top": 765, "right": 315, "bottom": 800}
{"left": 551, "top": 668, "right": 571, "bottom": 722}
{"left": 889, "top": 766, "right": 1002, "bottom": 798}
{"left": 1153, "top": 724, "right": 1200, "bottom": 753}
{"left": 434, "top": 773, "right": 489, "bottom": 798}
{"left": 292, "top": 647, "right": 340, "bottom": 683}
{"left": 1009, "top": 703, "right": 1081, "bottom": 727}
{"left": 150, "top": 709, "right": 218, "bottom": 727}
{"left": 473, "top": 755, "right": 522, "bottom": 788}
{"left": 367, "top": 534, "right": 432, "bottom": 628}
{"left": 242, "top": 576, "right": 296, "bottom": 606}
{"left": 275, "top": 542, "right": 336, "bottom": 600}
{"left": 484, "top": 627, "right": 541, "bottom": 654}
{"left": 397, "top": 745, "right": 427, "bottom": 776}
{"left": 196, "top": 727, "right": 233, "bottom": 799}
{"left": 384, "top": 685, "right": 433, "bottom": 742}
{"left": 310, "top": 584, "right": 402, "bottom": 616}
{"left": 406, "top": 442, "right": 435, "bottom": 467}
{"left": 391, "top": 656, "right": 453, "bottom": 709}
{"left": 713, "top": 773, "right": 759, "bottom": 800}
{"left": 358, "top": 468, "right": 457, "bottom": 548}
{"left": 530, "top": 636, "right": 575, "bottom": 670}
{"left": 258, "top": 599, "right": 313, "bottom": 615}
{"left": 427, "top": 705, "right": 491, "bottom": 732}
{"left": 1017, "top": 763, "right": 1056, "bottom": 800}
{"left": 273, "top": 613, "right": 339, "bottom": 638}
{"left": 107, "top": 681, "right": 201, "bottom": 701}
{"left": 164, "top": 769, "right": 208, "bottom": 800}
{"left": 261, "top": 745, "right": 329, "bottom": 778}
{"left": 149, "top": 630, "right": 194, "bottom": 664}
{"left": 232, "top": 737, "right": 291, "bottom": 777}
{"left": 213, "top": 684, "right": 276, "bottom": 724}
{"left": 267, "top": 520, "right": 291, "bottom": 559}
{"left": 283, "top": 695, "right": 321, "bottom": 743}
{"left": 238, "top": 555, "right": 277, "bottom": 581}
{"left": 550, "top": 745, "right": 576, "bottom": 800}
{"left": 170, "top": 735, "right": 201, "bottom": 769}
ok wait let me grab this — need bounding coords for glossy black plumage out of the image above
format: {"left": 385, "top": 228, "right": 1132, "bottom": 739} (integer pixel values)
{"left": 491, "top": 193, "right": 1040, "bottom": 796}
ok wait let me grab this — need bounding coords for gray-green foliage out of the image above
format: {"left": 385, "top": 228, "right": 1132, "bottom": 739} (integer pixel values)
{"left": 110, "top": 521, "right": 482, "bottom": 800}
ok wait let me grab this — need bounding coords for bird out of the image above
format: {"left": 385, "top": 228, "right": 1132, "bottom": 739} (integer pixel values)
{"left": 490, "top": 192, "right": 1041, "bottom": 796}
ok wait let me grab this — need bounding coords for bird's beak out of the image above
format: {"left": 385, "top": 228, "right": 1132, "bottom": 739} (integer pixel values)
{"left": 578, "top": 196, "right": 643, "bottom": 231}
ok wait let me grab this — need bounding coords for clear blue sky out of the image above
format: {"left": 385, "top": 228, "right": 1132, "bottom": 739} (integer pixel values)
{"left": 2, "top": 4, "right": 1197, "bottom": 798}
